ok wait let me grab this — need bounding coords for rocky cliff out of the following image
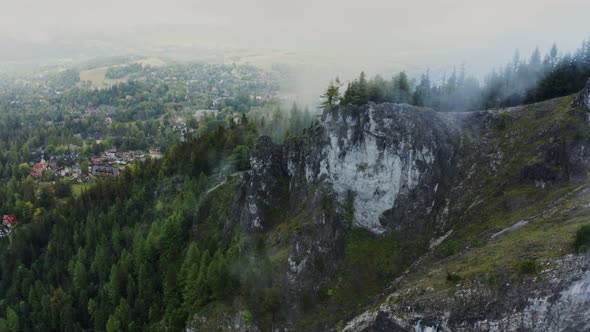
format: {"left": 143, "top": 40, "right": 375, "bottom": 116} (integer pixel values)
{"left": 242, "top": 103, "right": 461, "bottom": 235}
{"left": 193, "top": 81, "right": 590, "bottom": 331}
{"left": 340, "top": 83, "right": 590, "bottom": 331}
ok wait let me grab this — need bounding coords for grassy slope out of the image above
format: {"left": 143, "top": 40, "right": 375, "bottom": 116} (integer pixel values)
{"left": 385, "top": 95, "right": 590, "bottom": 306}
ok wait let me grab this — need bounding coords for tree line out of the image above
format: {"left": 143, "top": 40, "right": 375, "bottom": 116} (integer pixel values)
{"left": 323, "top": 39, "right": 590, "bottom": 111}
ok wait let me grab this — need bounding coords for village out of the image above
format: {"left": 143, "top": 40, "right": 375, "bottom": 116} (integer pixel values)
{"left": 0, "top": 59, "right": 290, "bottom": 244}
{"left": 29, "top": 146, "right": 163, "bottom": 183}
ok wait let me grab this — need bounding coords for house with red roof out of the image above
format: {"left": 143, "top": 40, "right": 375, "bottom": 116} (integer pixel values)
{"left": 31, "top": 162, "right": 45, "bottom": 178}
{"left": 2, "top": 214, "right": 16, "bottom": 227}
{"left": 91, "top": 157, "right": 103, "bottom": 166}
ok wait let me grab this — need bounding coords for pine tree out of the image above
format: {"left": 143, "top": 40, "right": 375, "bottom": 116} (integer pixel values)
{"left": 358, "top": 71, "right": 369, "bottom": 104}
{"left": 320, "top": 80, "right": 340, "bottom": 108}
{"left": 530, "top": 47, "right": 542, "bottom": 70}
{"left": 413, "top": 72, "right": 432, "bottom": 106}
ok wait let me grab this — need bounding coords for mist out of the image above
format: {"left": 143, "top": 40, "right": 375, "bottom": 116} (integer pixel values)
{"left": 1, "top": 0, "right": 590, "bottom": 106}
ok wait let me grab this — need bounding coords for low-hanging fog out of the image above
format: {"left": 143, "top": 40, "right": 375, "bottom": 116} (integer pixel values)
{"left": 1, "top": 0, "right": 590, "bottom": 106}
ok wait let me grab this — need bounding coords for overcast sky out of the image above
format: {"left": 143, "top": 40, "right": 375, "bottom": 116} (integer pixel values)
{"left": 1, "top": 0, "right": 589, "bottom": 76}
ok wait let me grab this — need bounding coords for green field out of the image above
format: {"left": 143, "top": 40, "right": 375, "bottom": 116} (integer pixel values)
{"left": 71, "top": 182, "right": 94, "bottom": 197}
{"left": 79, "top": 66, "right": 128, "bottom": 88}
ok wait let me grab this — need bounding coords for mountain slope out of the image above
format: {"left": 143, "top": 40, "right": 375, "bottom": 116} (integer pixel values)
{"left": 191, "top": 80, "right": 590, "bottom": 330}
{"left": 341, "top": 82, "right": 590, "bottom": 331}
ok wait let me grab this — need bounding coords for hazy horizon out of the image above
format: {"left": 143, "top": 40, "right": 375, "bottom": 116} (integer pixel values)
{"left": 2, "top": 0, "right": 590, "bottom": 104}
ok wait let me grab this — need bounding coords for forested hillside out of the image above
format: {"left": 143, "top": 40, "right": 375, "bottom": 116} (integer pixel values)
{"left": 2, "top": 41, "right": 590, "bottom": 331}
{"left": 0, "top": 60, "right": 313, "bottom": 330}
{"left": 0, "top": 119, "right": 263, "bottom": 331}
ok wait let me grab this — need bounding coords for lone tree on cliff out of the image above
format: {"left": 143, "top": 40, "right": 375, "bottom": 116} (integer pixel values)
{"left": 321, "top": 78, "right": 341, "bottom": 109}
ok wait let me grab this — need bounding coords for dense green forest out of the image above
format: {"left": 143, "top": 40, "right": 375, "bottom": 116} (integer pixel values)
{"left": 0, "top": 118, "right": 267, "bottom": 331}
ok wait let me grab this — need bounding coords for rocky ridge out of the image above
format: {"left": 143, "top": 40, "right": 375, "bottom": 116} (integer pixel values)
{"left": 192, "top": 81, "right": 590, "bottom": 331}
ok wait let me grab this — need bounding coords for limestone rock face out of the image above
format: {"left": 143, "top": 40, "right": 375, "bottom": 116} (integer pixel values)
{"left": 573, "top": 78, "right": 590, "bottom": 112}
{"left": 317, "top": 104, "right": 460, "bottom": 234}
{"left": 230, "top": 103, "right": 463, "bottom": 327}
{"left": 240, "top": 103, "right": 461, "bottom": 236}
